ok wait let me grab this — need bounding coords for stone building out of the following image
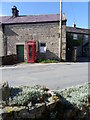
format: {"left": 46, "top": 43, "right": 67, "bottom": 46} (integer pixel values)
{"left": 0, "top": 6, "right": 67, "bottom": 63}
{"left": 0, "top": 6, "right": 90, "bottom": 64}
{"left": 66, "top": 24, "right": 90, "bottom": 61}
{"left": 0, "top": 24, "right": 3, "bottom": 57}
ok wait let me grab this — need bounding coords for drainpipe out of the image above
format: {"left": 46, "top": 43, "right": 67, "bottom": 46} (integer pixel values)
{"left": 59, "top": 0, "right": 62, "bottom": 62}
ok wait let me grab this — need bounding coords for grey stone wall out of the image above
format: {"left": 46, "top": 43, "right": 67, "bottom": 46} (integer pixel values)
{"left": 4, "top": 22, "right": 66, "bottom": 61}
{"left": 62, "top": 25, "right": 66, "bottom": 61}
{"left": 88, "top": 35, "right": 90, "bottom": 57}
{"left": 0, "top": 25, "right": 4, "bottom": 57}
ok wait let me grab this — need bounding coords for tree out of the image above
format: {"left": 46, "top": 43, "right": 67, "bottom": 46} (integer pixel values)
{"left": 66, "top": 33, "right": 73, "bottom": 61}
{"left": 66, "top": 33, "right": 83, "bottom": 61}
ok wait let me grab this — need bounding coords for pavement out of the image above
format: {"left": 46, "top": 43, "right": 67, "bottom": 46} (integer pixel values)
{"left": 0, "top": 62, "right": 89, "bottom": 90}
{"left": 77, "top": 57, "right": 90, "bottom": 62}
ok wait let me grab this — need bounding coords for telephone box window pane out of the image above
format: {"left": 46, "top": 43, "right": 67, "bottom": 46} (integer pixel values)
{"left": 29, "top": 46, "right": 32, "bottom": 60}
{"left": 40, "top": 43, "right": 46, "bottom": 53}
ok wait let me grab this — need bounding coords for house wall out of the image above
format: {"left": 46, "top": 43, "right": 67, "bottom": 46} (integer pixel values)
{"left": 4, "top": 22, "right": 66, "bottom": 61}
{"left": 62, "top": 25, "right": 66, "bottom": 60}
{"left": 0, "top": 25, "right": 4, "bottom": 57}
{"left": 88, "top": 35, "right": 90, "bottom": 57}
{"left": 66, "top": 32, "right": 90, "bottom": 58}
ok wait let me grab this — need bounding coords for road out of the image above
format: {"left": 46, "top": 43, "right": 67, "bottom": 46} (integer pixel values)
{"left": 1, "top": 62, "right": 89, "bottom": 90}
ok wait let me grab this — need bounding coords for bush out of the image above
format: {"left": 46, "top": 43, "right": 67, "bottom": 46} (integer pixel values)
{"left": 36, "top": 59, "right": 59, "bottom": 63}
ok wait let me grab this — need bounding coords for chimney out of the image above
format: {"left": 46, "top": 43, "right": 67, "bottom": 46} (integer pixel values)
{"left": 73, "top": 21, "right": 76, "bottom": 28}
{"left": 12, "top": 6, "right": 19, "bottom": 17}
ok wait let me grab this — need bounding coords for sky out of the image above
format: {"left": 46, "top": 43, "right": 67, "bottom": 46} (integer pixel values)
{"left": 0, "top": 2, "right": 88, "bottom": 29}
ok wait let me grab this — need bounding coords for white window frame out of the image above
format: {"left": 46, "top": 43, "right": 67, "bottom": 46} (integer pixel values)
{"left": 73, "top": 34, "right": 78, "bottom": 40}
{"left": 40, "top": 43, "right": 46, "bottom": 53}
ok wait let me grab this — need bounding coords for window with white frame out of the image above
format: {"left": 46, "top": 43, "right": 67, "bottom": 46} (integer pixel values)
{"left": 73, "top": 34, "right": 78, "bottom": 40}
{"left": 40, "top": 43, "right": 46, "bottom": 53}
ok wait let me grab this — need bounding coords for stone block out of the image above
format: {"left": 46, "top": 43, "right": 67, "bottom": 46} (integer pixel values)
{"left": 0, "top": 81, "right": 10, "bottom": 101}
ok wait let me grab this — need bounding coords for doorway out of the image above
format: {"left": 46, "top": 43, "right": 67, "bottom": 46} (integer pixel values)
{"left": 16, "top": 45, "right": 24, "bottom": 62}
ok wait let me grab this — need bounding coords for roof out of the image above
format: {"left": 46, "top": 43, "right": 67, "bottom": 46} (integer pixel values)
{"left": 0, "top": 13, "right": 67, "bottom": 25}
{"left": 66, "top": 26, "right": 90, "bottom": 35}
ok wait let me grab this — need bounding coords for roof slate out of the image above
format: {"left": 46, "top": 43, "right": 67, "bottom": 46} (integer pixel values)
{"left": 0, "top": 14, "right": 66, "bottom": 24}
{"left": 66, "top": 27, "right": 90, "bottom": 35}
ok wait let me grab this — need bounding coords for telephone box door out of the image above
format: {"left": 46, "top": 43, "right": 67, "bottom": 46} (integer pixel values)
{"left": 27, "top": 40, "right": 36, "bottom": 63}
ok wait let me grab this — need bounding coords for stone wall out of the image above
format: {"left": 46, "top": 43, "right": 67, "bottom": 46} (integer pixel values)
{"left": 1, "top": 54, "right": 17, "bottom": 65}
{"left": 1, "top": 82, "right": 89, "bottom": 120}
{"left": 3, "top": 22, "right": 66, "bottom": 61}
{"left": 88, "top": 35, "right": 90, "bottom": 57}
{"left": 0, "top": 25, "right": 3, "bottom": 65}
{"left": 0, "top": 25, "right": 4, "bottom": 57}
{"left": 62, "top": 25, "right": 66, "bottom": 61}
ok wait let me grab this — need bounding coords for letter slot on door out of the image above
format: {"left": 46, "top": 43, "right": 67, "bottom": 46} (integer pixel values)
{"left": 27, "top": 40, "right": 36, "bottom": 63}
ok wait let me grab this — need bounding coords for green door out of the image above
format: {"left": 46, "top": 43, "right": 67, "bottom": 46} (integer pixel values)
{"left": 17, "top": 45, "right": 24, "bottom": 62}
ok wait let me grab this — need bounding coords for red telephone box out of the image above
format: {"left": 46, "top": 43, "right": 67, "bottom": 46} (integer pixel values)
{"left": 27, "top": 40, "right": 36, "bottom": 63}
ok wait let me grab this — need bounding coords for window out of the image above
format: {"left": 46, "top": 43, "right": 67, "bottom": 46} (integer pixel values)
{"left": 40, "top": 43, "right": 46, "bottom": 53}
{"left": 29, "top": 46, "right": 32, "bottom": 60}
{"left": 84, "top": 35, "right": 88, "bottom": 41}
{"left": 73, "top": 34, "right": 77, "bottom": 40}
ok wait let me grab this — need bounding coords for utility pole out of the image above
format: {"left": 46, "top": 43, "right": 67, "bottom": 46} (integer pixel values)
{"left": 59, "top": 0, "right": 62, "bottom": 61}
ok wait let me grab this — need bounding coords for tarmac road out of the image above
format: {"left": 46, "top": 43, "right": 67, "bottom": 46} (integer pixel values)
{"left": 1, "top": 62, "right": 89, "bottom": 90}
